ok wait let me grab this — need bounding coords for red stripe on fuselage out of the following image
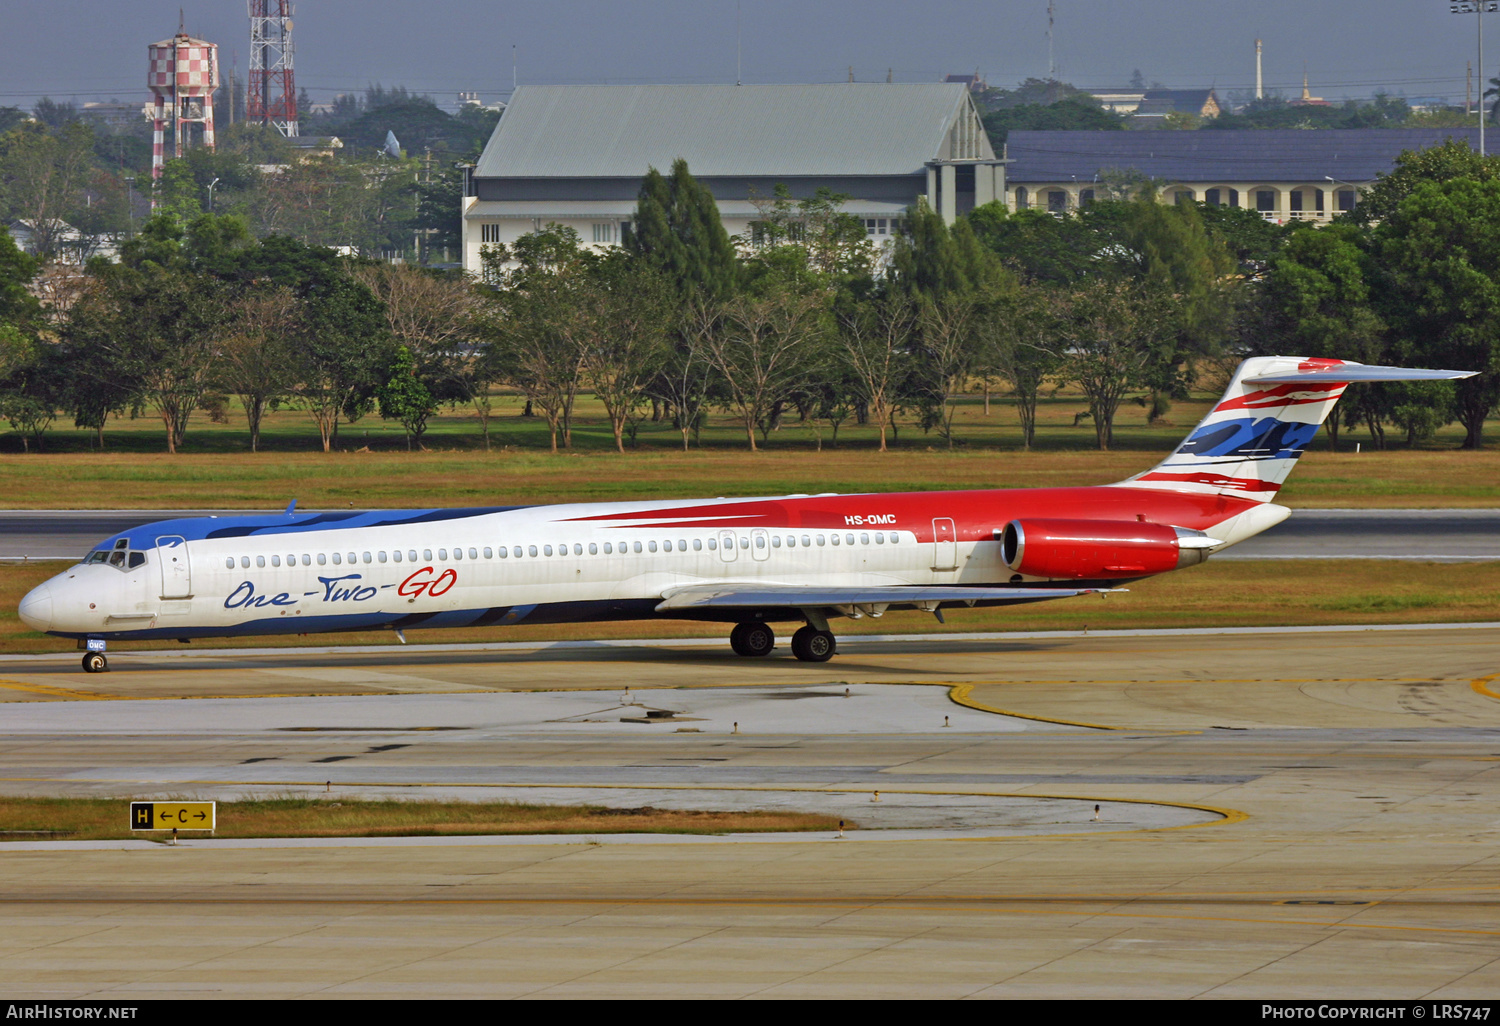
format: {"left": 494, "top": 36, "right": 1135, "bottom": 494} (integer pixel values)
{"left": 1135, "top": 472, "right": 1281, "bottom": 494}
{"left": 558, "top": 487, "right": 1260, "bottom": 542}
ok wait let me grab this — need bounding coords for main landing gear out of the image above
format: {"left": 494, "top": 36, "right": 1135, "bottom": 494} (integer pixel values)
{"left": 82, "top": 652, "right": 108, "bottom": 673}
{"left": 729, "top": 622, "right": 837, "bottom": 663}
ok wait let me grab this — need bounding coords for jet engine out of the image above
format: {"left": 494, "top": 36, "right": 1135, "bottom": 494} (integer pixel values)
{"left": 999, "top": 518, "right": 1218, "bottom": 580}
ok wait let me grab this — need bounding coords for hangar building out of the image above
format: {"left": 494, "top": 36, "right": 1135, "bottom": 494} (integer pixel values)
{"left": 461, "top": 82, "right": 1006, "bottom": 274}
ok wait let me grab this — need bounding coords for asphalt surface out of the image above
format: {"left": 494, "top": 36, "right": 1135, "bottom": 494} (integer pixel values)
{"left": 2, "top": 626, "right": 1498, "bottom": 998}
{"left": 0, "top": 507, "right": 1497, "bottom": 561}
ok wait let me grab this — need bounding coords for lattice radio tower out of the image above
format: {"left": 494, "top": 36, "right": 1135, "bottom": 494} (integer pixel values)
{"left": 247, "top": 1, "right": 297, "bottom": 137}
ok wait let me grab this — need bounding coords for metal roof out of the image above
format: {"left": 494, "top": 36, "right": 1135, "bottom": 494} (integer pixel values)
{"left": 1007, "top": 128, "right": 1482, "bottom": 183}
{"left": 474, "top": 83, "right": 987, "bottom": 179}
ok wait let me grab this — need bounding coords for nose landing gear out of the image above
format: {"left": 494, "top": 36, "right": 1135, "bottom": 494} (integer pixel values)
{"left": 82, "top": 652, "right": 108, "bottom": 673}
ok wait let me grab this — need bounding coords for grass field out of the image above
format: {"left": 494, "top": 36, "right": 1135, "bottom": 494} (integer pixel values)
{"left": 0, "top": 797, "right": 842, "bottom": 841}
{"left": 2, "top": 558, "right": 1495, "bottom": 656}
{"left": 5, "top": 389, "right": 1499, "bottom": 509}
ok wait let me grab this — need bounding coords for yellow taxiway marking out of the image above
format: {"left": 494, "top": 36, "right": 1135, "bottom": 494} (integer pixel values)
{"left": 1471, "top": 672, "right": 1500, "bottom": 702}
{"left": 0, "top": 679, "right": 118, "bottom": 701}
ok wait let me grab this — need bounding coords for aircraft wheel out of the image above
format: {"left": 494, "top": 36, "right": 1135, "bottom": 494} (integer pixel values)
{"left": 729, "top": 622, "right": 775, "bottom": 657}
{"left": 82, "top": 652, "right": 108, "bottom": 674}
{"left": 791, "top": 626, "right": 836, "bottom": 663}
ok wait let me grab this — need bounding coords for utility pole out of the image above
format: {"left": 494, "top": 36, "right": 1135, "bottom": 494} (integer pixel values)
{"left": 1255, "top": 39, "right": 1263, "bottom": 100}
{"left": 1450, "top": 2, "right": 1498, "bottom": 157}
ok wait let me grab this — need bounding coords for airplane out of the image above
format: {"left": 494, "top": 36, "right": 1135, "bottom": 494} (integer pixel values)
{"left": 18, "top": 356, "right": 1474, "bottom": 673}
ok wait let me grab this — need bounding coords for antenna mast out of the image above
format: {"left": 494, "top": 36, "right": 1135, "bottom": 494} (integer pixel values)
{"left": 247, "top": 0, "right": 297, "bottom": 137}
{"left": 1047, "top": 0, "right": 1056, "bottom": 78}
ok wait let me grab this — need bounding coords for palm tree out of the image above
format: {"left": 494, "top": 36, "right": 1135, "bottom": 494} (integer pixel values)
{"left": 1485, "top": 74, "right": 1500, "bottom": 124}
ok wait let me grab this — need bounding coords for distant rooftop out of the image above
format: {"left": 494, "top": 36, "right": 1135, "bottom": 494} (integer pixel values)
{"left": 1006, "top": 128, "right": 1482, "bottom": 183}
{"left": 474, "top": 83, "right": 990, "bottom": 180}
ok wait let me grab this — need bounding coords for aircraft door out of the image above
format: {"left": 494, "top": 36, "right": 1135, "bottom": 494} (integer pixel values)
{"left": 931, "top": 518, "right": 958, "bottom": 573}
{"left": 717, "top": 529, "right": 738, "bottom": 562}
{"left": 156, "top": 536, "right": 192, "bottom": 598}
{"left": 750, "top": 529, "right": 770, "bottom": 561}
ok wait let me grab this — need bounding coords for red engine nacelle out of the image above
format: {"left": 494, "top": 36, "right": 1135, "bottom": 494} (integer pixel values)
{"left": 999, "top": 518, "right": 1210, "bottom": 580}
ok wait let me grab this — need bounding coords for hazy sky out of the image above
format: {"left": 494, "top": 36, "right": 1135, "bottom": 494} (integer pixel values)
{"left": 0, "top": 1, "right": 1487, "bottom": 110}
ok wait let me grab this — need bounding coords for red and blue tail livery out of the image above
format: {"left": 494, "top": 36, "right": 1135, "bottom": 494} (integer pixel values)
{"left": 19, "top": 356, "right": 1474, "bottom": 671}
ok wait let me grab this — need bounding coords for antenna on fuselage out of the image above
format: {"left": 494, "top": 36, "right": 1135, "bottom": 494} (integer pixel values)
{"left": 285, "top": 498, "right": 297, "bottom": 515}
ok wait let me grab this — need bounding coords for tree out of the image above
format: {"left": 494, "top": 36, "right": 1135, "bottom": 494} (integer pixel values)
{"left": 352, "top": 262, "right": 481, "bottom": 405}
{"left": 1260, "top": 223, "right": 1385, "bottom": 450}
{"left": 647, "top": 293, "right": 719, "bottom": 451}
{"left": 575, "top": 255, "right": 674, "bottom": 453}
{"left": 625, "top": 159, "right": 738, "bottom": 297}
{"left": 1374, "top": 177, "right": 1500, "bottom": 448}
{"left": 835, "top": 289, "right": 914, "bottom": 451}
{"left": 709, "top": 285, "right": 829, "bottom": 451}
{"left": 216, "top": 284, "right": 300, "bottom": 452}
{"left": 742, "top": 185, "right": 874, "bottom": 283}
{"left": 376, "top": 345, "right": 438, "bottom": 449}
{"left": 980, "top": 282, "right": 1067, "bottom": 450}
{"left": 1061, "top": 280, "right": 1170, "bottom": 450}
{"left": 1352, "top": 139, "right": 1500, "bottom": 226}
{"left": 483, "top": 226, "right": 593, "bottom": 452}
{"left": 64, "top": 265, "right": 227, "bottom": 453}
{"left": 0, "top": 121, "right": 96, "bottom": 259}
{"left": 290, "top": 274, "right": 393, "bottom": 452}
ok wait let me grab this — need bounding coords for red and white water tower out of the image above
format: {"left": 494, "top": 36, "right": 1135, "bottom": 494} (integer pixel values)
{"left": 147, "top": 27, "right": 219, "bottom": 180}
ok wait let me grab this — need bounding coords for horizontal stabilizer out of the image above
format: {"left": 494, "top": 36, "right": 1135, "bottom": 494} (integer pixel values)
{"left": 1244, "top": 363, "right": 1475, "bottom": 384}
{"left": 655, "top": 584, "right": 1112, "bottom": 612}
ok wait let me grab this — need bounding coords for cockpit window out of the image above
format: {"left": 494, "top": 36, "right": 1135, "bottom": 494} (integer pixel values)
{"left": 83, "top": 544, "right": 144, "bottom": 571}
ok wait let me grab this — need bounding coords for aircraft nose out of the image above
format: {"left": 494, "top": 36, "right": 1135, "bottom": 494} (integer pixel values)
{"left": 18, "top": 582, "right": 53, "bottom": 632}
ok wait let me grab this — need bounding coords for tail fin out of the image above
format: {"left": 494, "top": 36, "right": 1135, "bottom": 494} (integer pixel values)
{"left": 1115, "top": 356, "right": 1475, "bottom": 504}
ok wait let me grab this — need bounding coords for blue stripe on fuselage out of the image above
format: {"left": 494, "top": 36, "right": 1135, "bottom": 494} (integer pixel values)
{"left": 95, "top": 506, "right": 533, "bottom": 553}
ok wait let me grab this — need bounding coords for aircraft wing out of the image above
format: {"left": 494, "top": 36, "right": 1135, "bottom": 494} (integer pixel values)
{"left": 654, "top": 584, "right": 1111, "bottom": 612}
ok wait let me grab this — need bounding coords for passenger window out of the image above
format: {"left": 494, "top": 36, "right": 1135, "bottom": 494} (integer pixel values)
{"left": 271, "top": 555, "right": 281, "bottom": 567}
{"left": 225, "top": 557, "right": 235, "bottom": 569}
{"left": 755, "top": 535, "right": 766, "bottom": 549}
{"left": 678, "top": 539, "right": 687, "bottom": 551}
{"left": 891, "top": 533, "right": 900, "bottom": 545}
{"left": 408, "top": 550, "right": 417, "bottom": 562}
{"left": 469, "top": 547, "right": 478, "bottom": 560}
{"left": 483, "top": 547, "right": 492, "bottom": 559}
{"left": 438, "top": 549, "right": 448, "bottom": 560}
{"left": 707, "top": 538, "right": 717, "bottom": 551}
{"left": 362, "top": 552, "right": 372, "bottom": 564}
{"left": 377, "top": 551, "right": 387, "bottom": 563}
{"left": 861, "top": 533, "right": 870, "bottom": 545}
{"left": 588, "top": 542, "right": 597, "bottom": 555}
{"left": 452, "top": 548, "right": 462, "bottom": 561}
{"left": 129, "top": 552, "right": 145, "bottom": 569}
{"left": 604, "top": 542, "right": 613, "bottom": 554}
{"left": 498, "top": 547, "right": 508, "bottom": 559}
{"left": 392, "top": 550, "right": 402, "bottom": 563}
{"left": 347, "top": 552, "right": 357, "bottom": 564}
{"left": 693, "top": 539, "right": 702, "bottom": 551}
{"left": 302, "top": 554, "right": 311, "bottom": 565}
{"left": 648, "top": 541, "right": 658, "bottom": 553}
{"left": 317, "top": 553, "right": 327, "bottom": 566}
{"left": 875, "top": 533, "right": 884, "bottom": 545}
{"left": 846, "top": 533, "right": 855, "bottom": 545}
{"left": 816, "top": 535, "right": 825, "bottom": 546}
{"left": 332, "top": 553, "right": 342, "bottom": 565}
{"left": 544, "top": 545, "right": 553, "bottom": 556}
{"left": 802, "top": 535, "right": 811, "bottom": 547}
{"left": 740, "top": 537, "right": 749, "bottom": 549}
{"left": 572, "top": 544, "right": 581, "bottom": 556}
{"left": 663, "top": 540, "right": 672, "bottom": 552}
{"left": 772, "top": 536, "right": 781, "bottom": 548}
{"left": 256, "top": 555, "right": 266, "bottom": 567}
{"left": 786, "top": 536, "right": 796, "bottom": 547}
{"left": 831, "top": 534, "right": 840, "bottom": 546}
{"left": 633, "top": 541, "right": 643, "bottom": 554}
